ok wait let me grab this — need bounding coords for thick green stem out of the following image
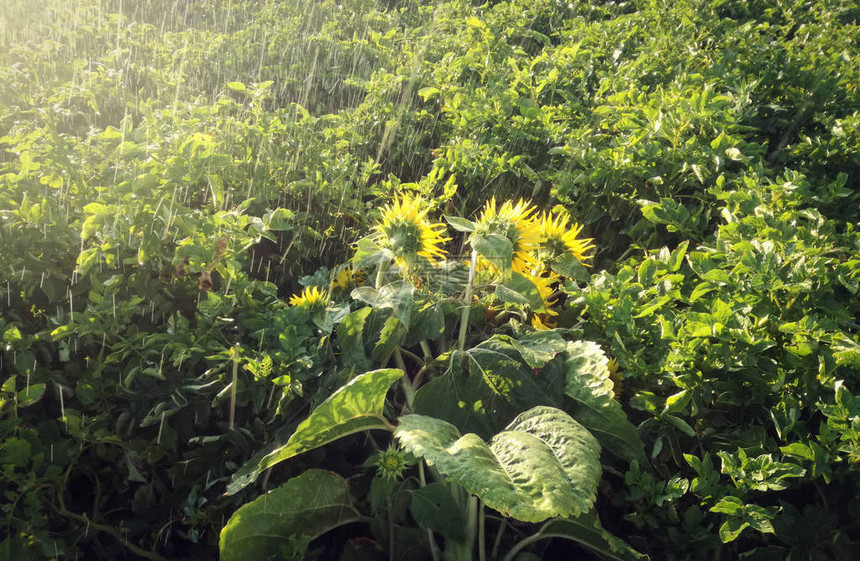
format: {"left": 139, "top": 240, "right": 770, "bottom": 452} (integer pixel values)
{"left": 457, "top": 249, "right": 478, "bottom": 352}
{"left": 500, "top": 533, "right": 543, "bottom": 561}
{"left": 419, "top": 339, "right": 433, "bottom": 361}
{"left": 387, "top": 496, "right": 396, "bottom": 561}
{"left": 442, "top": 491, "right": 477, "bottom": 561}
{"left": 478, "top": 501, "right": 486, "bottom": 561}
{"left": 491, "top": 518, "right": 508, "bottom": 560}
{"left": 394, "top": 347, "right": 415, "bottom": 410}
{"left": 466, "top": 495, "right": 479, "bottom": 557}
{"left": 398, "top": 346, "right": 425, "bottom": 367}
{"left": 419, "top": 463, "right": 443, "bottom": 561}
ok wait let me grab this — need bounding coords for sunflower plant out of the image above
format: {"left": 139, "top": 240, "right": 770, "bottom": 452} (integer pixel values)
{"left": 220, "top": 195, "right": 646, "bottom": 561}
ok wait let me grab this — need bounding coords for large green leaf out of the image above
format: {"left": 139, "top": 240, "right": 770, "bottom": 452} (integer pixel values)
{"left": 563, "top": 342, "right": 647, "bottom": 465}
{"left": 414, "top": 339, "right": 565, "bottom": 437}
{"left": 413, "top": 351, "right": 494, "bottom": 437}
{"left": 220, "top": 470, "right": 364, "bottom": 561}
{"left": 496, "top": 272, "right": 548, "bottom": 313}
{"left": 395, "top": 406, "right": 601, "bottom": 522}
{"left": 515, "top": 512, "right": 647, "bottom": 561}
{"left": 227, "top": 368, "right": 403, "bottom": 495}
{"left": 352, "top": 280, "right": 415, "bottom": 327}
{"left": 553, "top": 253, "right": 591, "bottom": 282}
{"left": 409, "top": 482, "right": 467, "bottom": 542}
{"left": 489, "top": 331, "right": 567, "bottom": 369}
{"left": 17, "top": 383, "right": 46, "bottom": 408}
{"left": 338, "top": 307, "right": 373, "bottom": 369}
{"left": 472, "top": 233, "right": 513, "bottom": 272}
{"left": 467, "top": 346, "right": 558, "bottom": 419}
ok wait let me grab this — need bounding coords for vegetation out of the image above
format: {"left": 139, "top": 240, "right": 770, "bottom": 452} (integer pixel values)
{"left": 1, "top": 0, "right": 858, "bottom": 559}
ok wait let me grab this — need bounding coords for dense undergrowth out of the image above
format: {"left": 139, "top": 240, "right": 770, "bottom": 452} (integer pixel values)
{"left": 1, "top": 0, "right": 859, "bottom": 559}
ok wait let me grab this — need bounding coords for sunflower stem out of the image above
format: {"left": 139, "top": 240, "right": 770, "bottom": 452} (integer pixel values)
{"left": 478, "top": 501, "right": 486, "bottom": 561}
{"left": 394, "top": 347, "right": 414, "bottom": 410}
{"left": 419, "top": 339, "right": 433, "bottom": 361}
{"left": 457, "top": 249, "right": 478, "bottom": 352}
{"left": 419, "top": 462, "right": 444, "bottom": 561}
{"left": 229, "top": 346, "right": 238, "bottom": 431}
{"left": 387, "top": 495, "right": 396, "bottom": 561}
{"left": 490, "top": 518, "right": 508, "bottom": 560}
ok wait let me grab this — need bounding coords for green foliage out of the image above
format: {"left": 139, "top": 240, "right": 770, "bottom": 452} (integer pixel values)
{"left": 220, "top": 470, "right": 363, "bottom": 561}
{"left": 396, "top": 406, "right": 601, "bottom": 522}
{"left": 509, "top": 514, "right": 649, "bottom": 561}
{"left": 217, "top": 200, "right": 631, "bottom": 559}
{"left": 1, "top": 0, "right": 858, "bottom": 558}
{"left": 227, "top": 368, "right": 402, "bottom": 494}
{"left": 561, "top": 341, "right": 647, "bottom": 465}
{"left": 576, "top": 171, "right": 859, "bottom": 556}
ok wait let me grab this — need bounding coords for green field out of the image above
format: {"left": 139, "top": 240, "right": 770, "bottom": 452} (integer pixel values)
{"left": 1, "top": 0, "right": 859, "bottom": 559}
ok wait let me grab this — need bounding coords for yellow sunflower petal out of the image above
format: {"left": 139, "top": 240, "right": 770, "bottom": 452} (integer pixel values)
{"left": 538, "top": 210, "right": 595, "bottom": 268}
{"left": 374, "top": 192, "right": 450, "bottom": 270}
{"left": 289, "top": 286, "right": 327, "bottom": 307}
{"left": 474, "top": 198, "right": 541, "bottom": 273}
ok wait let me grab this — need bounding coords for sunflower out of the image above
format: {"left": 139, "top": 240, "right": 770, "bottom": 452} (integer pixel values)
{"left": 474, "top": 197, "right": 541, "bottom": 274}
{"left": 331, "top": 266, "right": 366, "bottom": 294}
{"left": 375, "top": 445, "right": 409, "bottom": 482}
{"left": 288, "top": 286, "right": 327, "bottom": 308}
{"left": 531, "top": 313, "right": 556, "bottom": 331}
{"left": 526, "top": 272, "right": 560, "bottom": 329}
{"left": 373, "top": 193, "right": 449, "bottom": 271}
{"left": 537, "top": 210, "right": 595, "bottom": 269}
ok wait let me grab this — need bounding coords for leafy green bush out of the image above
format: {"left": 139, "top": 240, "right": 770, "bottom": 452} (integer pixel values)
{"left": 576, "top": 169, "right": 860, "bottom": 556}
{"left": 1, "top": 0, "right": 858, "bottom": 558}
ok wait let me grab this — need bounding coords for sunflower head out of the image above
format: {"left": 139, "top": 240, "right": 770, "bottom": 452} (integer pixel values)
{"left": 373, "top": 193, "right": 449, "bottom": 271}
{"left": 332, "top": 266, "right": 366, "bottom": 294}
{"left": 524, "top": 271, "right": 561, "bottom": 329}
{"left": 474, "top": 197, "right": 541, "bottom": 274}
{"left": 375, "top": 445, "right": 408, "bottom": 482}
{"left": 537, "top": 210, "right": 594, "bottom": 270}
{"left": 531, "top": 313, "right": 556, "bottom": 330}
{"left": 289, "top": 286, "right": 327, "bottom": 308}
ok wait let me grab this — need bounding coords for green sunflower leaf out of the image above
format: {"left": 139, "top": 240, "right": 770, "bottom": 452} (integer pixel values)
{"left": 496, "top": 272, "right": 547, "bottom": 313}
{"left": 445, "top": 215, "right": 475, "bottom": 232}
{"left": 528, "top": 512, "right": 648, "bottom": 560}
{"left": 220, "top": 470, "right": 363, "bottom": 561}
{"left": 562, "top": 341, "right": 647, "bottom": 465}
{"left": 395, "top": 406, "right": 601, "bottom": 522}
{"left": 472, "top": 233, "right": 513, "bottom": 273}
{"left": 553, "top": 253, "right": 591, "bottom": 282}
{"left": 227, "top": 368, "right": 403, "bottom": 495}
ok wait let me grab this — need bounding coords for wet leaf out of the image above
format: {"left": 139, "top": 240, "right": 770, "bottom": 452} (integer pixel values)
{"left": 221, "top": 470, "right": 362, "bottom": 560}
{"left": 396, "top": 406, "right": 601, "bottom": 522}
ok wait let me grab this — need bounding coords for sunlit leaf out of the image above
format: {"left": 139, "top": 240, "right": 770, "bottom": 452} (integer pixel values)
{"left": 221, "top": 470, "right": 362, "bottom": 561}
{"left": 17, "top": 383, "right": 46, "bottom": 408}
{"left": 445, "top": 215, "right": 475, "bottom": 232}
{"left": 562, "top": 342, "right": 647, "bottom": 465}
{"left": 395, "top": 406, "right": 601, "bottom": 522}
{"left": 496, "top": 272, "right": 546, "bottom": 312}
{"left": 227, "top": 369, "right": 403, "bottom": 495}
{"left": 534, "top": 513, "right": 647, "bottom": 560}
{"left": 472, "top": 233, "right": 512, "bottom": 273}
